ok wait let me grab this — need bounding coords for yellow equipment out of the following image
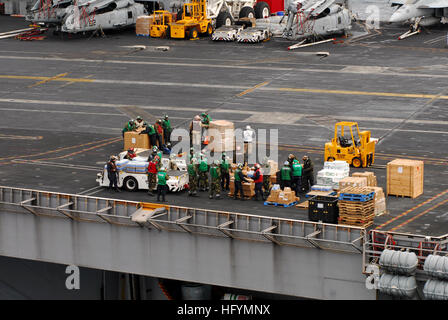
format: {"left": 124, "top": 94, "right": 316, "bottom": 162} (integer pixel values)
{"left": 169, "top": 0, "right": 213, "bottom": 39}
{"left": 150, "top": 10, "right": 173, "bottom": 38}
{"left": 324, "top": 121, "right": 376, "bottom": 168}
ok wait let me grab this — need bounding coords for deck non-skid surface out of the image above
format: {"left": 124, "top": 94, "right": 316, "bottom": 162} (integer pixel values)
{"left": 0, "top": 16, "right": 447, "bottom": 235}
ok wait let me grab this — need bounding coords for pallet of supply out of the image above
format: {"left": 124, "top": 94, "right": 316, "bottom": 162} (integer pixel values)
{"left": 316, "top": 161, "right": 350, "bottom": 189}
{"left": 264, "top": 187, "right": 297, "bottom": 207}
{"left": 124, "top": 131, "right": 150, "bottom": 150}
{"left": 308, "top": 195, "right": 339, "bottom": 223}
{"left": 338, "top": 176, "right": 368, "bottom": 190}
{"left": 311, "top": 185, "right": 333, "bottom": 192}
{"left": 387, "top": 159, "right": 424, "bottom": 198}
{"left": 352, "top": 171, "right": 377, "bottom": 187}
{"left": 366, "top": 186, "right": 387, "bottom": 216}
{"left": 338, "top": 186, "right": 375, "bottom": 202}
{"left": 136, "top": 15, "right": 153, "bottom": 36}
{"left": 207, "top": 120, "right": 235, "bottom": 152}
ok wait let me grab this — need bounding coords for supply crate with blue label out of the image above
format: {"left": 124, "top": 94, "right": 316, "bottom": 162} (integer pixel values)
{"left": 308, "top": 195, "right": 339, "bottom": 224}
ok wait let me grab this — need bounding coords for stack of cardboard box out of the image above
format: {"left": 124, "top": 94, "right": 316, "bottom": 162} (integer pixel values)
{"left": 387, "top": 159, "right": 424, "bottom": 198}
{"left": 135, "top": 16, "right": 153, "bottom": 36}
{"left": 338, "top": 176, "right": 368, "bottom": 190}
{"left": 366, "top": 186, "right": 386, "bottom": 216}
{"left": 352, "top": 172, "right": 377, "bottom": 187}
{"left": 266, "top": 187, "right": 297, "bottom": 205}
{"left": 228, "top": 179, "right": 255, "bottom": 198}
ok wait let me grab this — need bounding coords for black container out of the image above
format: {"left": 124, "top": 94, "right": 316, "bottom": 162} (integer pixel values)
{"left": 308, "top": 195, "right": 339, "bottom": 224}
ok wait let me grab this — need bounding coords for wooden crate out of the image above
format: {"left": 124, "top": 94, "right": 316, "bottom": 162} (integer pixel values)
{"left": 124, "top": 131, "right": 150, "bottom": 150}
{"left": 387, "top": 159, "right": 424, "bottom": 198}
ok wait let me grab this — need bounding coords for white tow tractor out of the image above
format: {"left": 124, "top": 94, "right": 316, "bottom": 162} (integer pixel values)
{"left": 96, "top": 148, "right": 188, "bottom": 192}
{"left": 211, "top": 25, "right": 244, "bottom": 40}
{"left": 237, "top": 26, "right": 270, "bottom": 42}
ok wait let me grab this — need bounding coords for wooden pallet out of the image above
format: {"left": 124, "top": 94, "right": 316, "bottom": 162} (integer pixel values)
{"left": 340, "top": 212, "right": 375, "bottom": 221}
{"left": 338, "top": 200, "right": 375, "bottom": 215}
{"left": 264, "top": 201, "right": 298, "bottom": 208}
{"left": 339, "top": 186, "right": 376, "bottom": 195}
{"left": 296, "top": 201, "right": 309, "bottom": 209}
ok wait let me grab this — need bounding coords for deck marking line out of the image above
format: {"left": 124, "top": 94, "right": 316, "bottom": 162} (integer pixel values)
{"left": 28, "top": 72, "right": 68, "bottom": 88}
{"left": 0, "top": 136, "right": 119, "bottom": 161}
{"left": 375, "top": 189, "right": 448, "bottom": 230}
{"left": 275, "top": 87, "right": 448, "bottom": 100}
{"left": 389, "top": 198, "right": 448, "bottom": 232}
{"left": 237, "top": 81, "right": 270, "bottom": 97}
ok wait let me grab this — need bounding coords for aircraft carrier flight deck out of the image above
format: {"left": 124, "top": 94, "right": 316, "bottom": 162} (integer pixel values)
{"left": 0, "top": 15, "right": 447, "bottom": 238}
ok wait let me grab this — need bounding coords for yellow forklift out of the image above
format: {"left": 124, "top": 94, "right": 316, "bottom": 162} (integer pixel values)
{"left": 169, "top": 0, "right": 213, "bottom": 39}
{"left": 149, "top": 10, "right": 173, "bottom": 38}
{"left": 324, "top": 121, "right": 376, "bottom": 168}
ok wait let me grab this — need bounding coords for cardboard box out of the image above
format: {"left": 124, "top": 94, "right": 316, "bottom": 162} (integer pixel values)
{"left": 207, "top": 120, "right": 235, "bottom": 152}
{"left": 339, "top": 176, "right": 368, "bottom": 190}
{"left": 124, "top": 131, "right": 150, "bottom": 150}
{"left": 228, "top": 179, "right": 255, "bottom": 198}
{"left": 267, "top": 189, "right": 280, "bottom": 202}
{"left": 353, "top": 172, "right": 377, "bottom": 187}
{"left": 387, "top": 159, "right": 424, "bottom": 198}
{"left": 136, "top": 16, "right": 153, "bottom": 36}
{"left": 277, "top": 189, "right": 296, "bottom": 204}
{"left": 366, "top": 186, "right": 386, "bottom": 216}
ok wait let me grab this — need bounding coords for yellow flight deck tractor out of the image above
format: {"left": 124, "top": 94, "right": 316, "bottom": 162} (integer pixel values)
{"left": 169, "top": 0, "right": 213, "bottom": 39}
{"left": 150, "top": 10, "right": 173, "bottom": 38}
{"left": 324, "top": 121, "right": 376, "bottom": 168}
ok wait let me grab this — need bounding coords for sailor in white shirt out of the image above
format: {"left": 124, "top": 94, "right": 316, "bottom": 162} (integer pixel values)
{"left": 243, "top": 125, "right": 255, "bottom": 164}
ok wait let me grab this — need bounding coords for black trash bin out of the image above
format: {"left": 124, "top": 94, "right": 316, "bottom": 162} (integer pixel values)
{"left": 308, "top": 195, "right": 339, "bottom": 224}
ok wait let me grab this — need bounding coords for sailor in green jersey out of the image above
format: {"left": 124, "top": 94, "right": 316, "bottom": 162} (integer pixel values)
{"left": 156, "top": 168, "right": 170, "bottom": 202}
{"left": 201, "top": 112, "right": 211, "bottom": 127}
{"left": 261, "top": 156, "right": 271, "bottom": 197}
{"left": 209, "top": 160, "right": 222, "bottom": 199}
{"left": 139, "top": 123, "right": 157, "bottom": 147}
{"left": 198, "top": 155, "right": 209, "bottom": 191}
{"left": 220, "top": 153, "right": 230, "bottom": 191}
{"left": 291, "top": 159, "right": 303, "bottom": 196}
{"left": 280, "top": 161, "right": 292, "bottom": 190}
{"left": 234, "top": 163, "right": 249, "bottom": 200}
{"left": 122, "top": 119, "right": 135, "bottom": 137}
{"left": 188, "top": 158, "right": 199, "bottom": 197}
{"left": 162, "top": 114, "right": 172, "bottom": 144}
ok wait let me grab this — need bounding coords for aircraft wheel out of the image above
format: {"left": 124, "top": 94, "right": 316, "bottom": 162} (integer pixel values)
{"left": 123, "top": 177, "right": 138, "bottom": 192}
{"left": 352, "top": 157, "right": 362, "bottom": 168}
{"left": 327, "top": 157, "right": 335, "bottom": 162}
{"left": 239, "top": 6, "right": 255, "bottom": 19}
{"left": 216, "top": 11, "right": 233, "bottom": 28}
{"left": 254, "top": 1, "right": 270, "bottom": 19}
